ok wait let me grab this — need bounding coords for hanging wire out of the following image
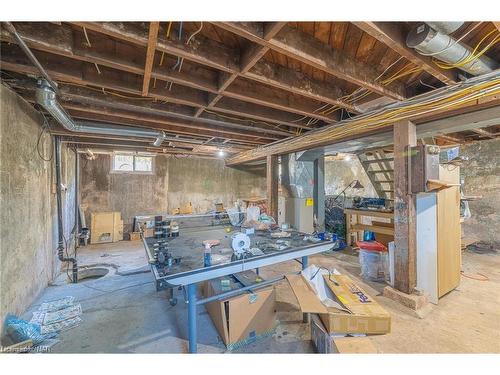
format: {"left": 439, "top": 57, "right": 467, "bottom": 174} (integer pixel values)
{"left": 35, "top": 109, "right": 53, "bottom": 161}
{"left": 433, "top": 29, "right": 500, "bottom": 69}
{"left": 155, "top": 21, "right": 173, "bottom": 89}
{"left": 419, "top": 79, "right": 438, "bottom": 90}
{"left": 82, "top": 27, "right": 92, "bottom": 47}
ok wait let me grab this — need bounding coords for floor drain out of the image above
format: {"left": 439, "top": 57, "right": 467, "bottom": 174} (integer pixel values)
{"left": 76, "top": 267, "right": 110, "bottom": 282}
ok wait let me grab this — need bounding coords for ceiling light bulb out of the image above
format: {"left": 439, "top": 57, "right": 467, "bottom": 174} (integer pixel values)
{"left": 218, "top": 150, "right": 226, "bottom": 157}
{"left": 345, "top": 154, "right": 352, "bottom": 161}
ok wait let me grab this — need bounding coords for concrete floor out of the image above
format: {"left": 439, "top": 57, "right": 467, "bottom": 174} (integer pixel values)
{"left": 22, "top": 239, "right": 500, "bottom": 353}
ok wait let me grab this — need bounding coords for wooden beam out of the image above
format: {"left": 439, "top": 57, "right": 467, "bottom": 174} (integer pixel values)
{"left": 470, "top": 128, "right": 495, "bottom": 139}
{"left": 393, "top": 119, "right": 417, "bottom": 294}
{"left": 0, "top": 45, "right": 306, "bottom": 133}
{"left": 1, "top": 23, "right": 324, "bottom": 127}
{"left": 494, "top": 22, "right": 500, "bottom": 33}
{"left": 212, "top": 97, "right": 314, "bottom": 129}
{"left": 64, "top": 138, "right": 222, "bottom": 157}
{"left": 226, "top": 85, "right": 500, "bottom": 166}
{"left": 353, "top": 22, "right": 457, "bottom": 85}
{"left": 12, "top": 80, "right": 284, "bottom": 143}
{"left": 216, "top": 22, "right": 407, "bottom": 100}
{"left": 263, "top": 22, "right": 287, "bottom": 40}
{"left": 67, "top": 22, "right": 355, "bottom": 114}
{"left": 63, "top": 104, "right": 276, "bottom": 142}
{"left": 72, "top": 22, "right": 240, "bottom": 73}
{"left": 196, "top": 22, "right": 288, "bottom": 118}
{"left": 224, "top": 78, "right": 337, "bottom": 122}
{"left": 266, "top": 154, "right": 279, "bottom": 221}
{"left": 248, "top": 60, "right": 357, "bottom": 112}
{"left": 142, "top": 22, "right": 160, "bottom": 96}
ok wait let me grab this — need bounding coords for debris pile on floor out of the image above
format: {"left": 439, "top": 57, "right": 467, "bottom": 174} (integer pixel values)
{"left": 30, "top": 296, "right": 82, "bottom": 335}
{"left": 2, "top": 296, "right": 83, "bottom": 352}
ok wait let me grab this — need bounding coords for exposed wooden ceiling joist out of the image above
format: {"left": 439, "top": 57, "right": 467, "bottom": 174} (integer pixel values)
{"left": 142, "top": 22, "right": 160, "bottom": 96}
{"left": 352, "top": 22, "right": 457, "bottom": 85}
{"left": 66, "top": 22, "right": 357, "bottom": 113}
{"left": 0, "top": 24, "right": 333, "bottom": 127}
{"left": 470, "top": 128, "right": 496, "bottom": 139}
{"left": 214, "top": 22, "right": 407, "bottom": 100}
{"left": 0, "top": 46, "right": 314, "bottom": 133}
{"left": 195, "top": 22, "right": 288, "bottom": 118}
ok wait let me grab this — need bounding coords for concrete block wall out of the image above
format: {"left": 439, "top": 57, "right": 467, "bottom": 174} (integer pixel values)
{"left": 324, "top": 155, "right": 377, "bottom": 197}
{"left": 80, "top": 154, "right": 266, "bottom": 233}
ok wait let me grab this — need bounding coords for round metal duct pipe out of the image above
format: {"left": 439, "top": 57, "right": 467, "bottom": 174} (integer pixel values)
{"left": 406, "top": 23, "right": 497, "bottom": 76}
{"left": 425, "top": 22, "right": 464, "bottom": 35}
{"left": 36, "top": 80, "right": 167, "bottom": 146}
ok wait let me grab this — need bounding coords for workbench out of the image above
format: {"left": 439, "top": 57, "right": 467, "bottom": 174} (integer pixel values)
{"left": 141, "top": 225, "right": 333, "bottom": 353}
{"left": 344, "top": 208, "right": 394, "bottom": 245}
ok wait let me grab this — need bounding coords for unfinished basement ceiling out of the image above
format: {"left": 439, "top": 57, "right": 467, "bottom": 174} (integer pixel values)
{"left": 1, "top": 21, "right": 499, "bottom": 157}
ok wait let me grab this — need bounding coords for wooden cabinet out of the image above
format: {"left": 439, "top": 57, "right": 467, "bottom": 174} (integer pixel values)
{"left": 437, "top": 182, "right": 461, "bottom": 297}
{"left": 416, "top": 166, "right": 461, "bottom": 303}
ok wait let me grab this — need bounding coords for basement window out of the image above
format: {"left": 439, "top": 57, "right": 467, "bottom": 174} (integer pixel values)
{"left": 111, "top": 152, "right": 154, "bottom": 174}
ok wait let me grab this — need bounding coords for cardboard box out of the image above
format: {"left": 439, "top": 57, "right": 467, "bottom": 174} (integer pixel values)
{"left": 129, "top": 232, "right": 141, "bottom": 241}
{"left": 311, "top": 314, "right": 377, "bottom": 353}
{"left": 204, "top": 272, "right": 277, "bottom": 350}
{"left": 91, "top": 212, "right": 123, "bottom": 244}
{"left": 287, "top": 273, "right": 391, "bottom": 335}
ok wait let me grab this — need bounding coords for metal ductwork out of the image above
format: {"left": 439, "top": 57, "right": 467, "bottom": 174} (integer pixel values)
{"left": 425, "top": 22, "right": 464, "bottom": 35}
{"left": 407, "top": 22, "right": 497, "bottom": 76}
{"left": 36, "top": 80, "right": 167, "bottom": 146}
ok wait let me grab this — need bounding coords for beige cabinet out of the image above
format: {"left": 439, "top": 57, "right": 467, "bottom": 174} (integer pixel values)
{"left": 437, "top": 166, "right": 461, "bottom": 297}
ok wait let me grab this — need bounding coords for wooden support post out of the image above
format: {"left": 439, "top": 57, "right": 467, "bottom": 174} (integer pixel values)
{"left": 267, "top": 155, "right": 279, "bottom": 222}
{"left": 393, "top": 119, "right": 417, "bottom": 294}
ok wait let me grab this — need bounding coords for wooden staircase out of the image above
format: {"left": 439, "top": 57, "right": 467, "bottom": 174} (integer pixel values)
{"left": 358, "top": 148, "right": 395, "bottom": 200}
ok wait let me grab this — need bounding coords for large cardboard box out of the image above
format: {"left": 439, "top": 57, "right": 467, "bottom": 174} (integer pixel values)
{"left": 90, "top": 211, "right": 123, "bottom": 244}
{"left": 287, "top": 273, "right": 390, "bottom": 335}
{"left": 311, "top": 314, "right": 377, "bottom": 353}
{"left": 204, "top": 272, "right": 277, "bottom": 350}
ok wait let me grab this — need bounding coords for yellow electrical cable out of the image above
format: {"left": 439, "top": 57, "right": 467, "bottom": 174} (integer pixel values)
{"left": 156, "top": 22, "right": 174, "bottom": 89}
{"left": 433, "top": 29, "right": 500, "bottom": 70}
{"left": 231, "top": 79, "right": 500, "bottom": 162}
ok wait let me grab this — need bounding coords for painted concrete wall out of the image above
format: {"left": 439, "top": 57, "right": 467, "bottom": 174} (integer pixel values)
{"left": 80, "top": 154, "right": 266, "bottom": 233}
{"left": 0, "top": 84, "right": 76, "bottom": 330}
{"left": 324, "top": 156, "right": 377, "bottom": 198}
{"left": 460, "top": 139, "right": 500, "bottom": 245}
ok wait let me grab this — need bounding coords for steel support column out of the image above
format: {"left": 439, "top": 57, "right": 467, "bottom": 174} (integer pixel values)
{"left": 187, "top": 283, "right": 197, "bottom": 353}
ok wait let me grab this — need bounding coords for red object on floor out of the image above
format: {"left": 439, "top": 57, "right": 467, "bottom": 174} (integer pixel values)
{"left": 355, "top": 240, "right": 387, "bottom": 252}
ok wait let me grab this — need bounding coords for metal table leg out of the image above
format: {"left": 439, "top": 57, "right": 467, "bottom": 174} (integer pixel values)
{"left": 187, "top": 283, "right": 197, "bottom": 353}
{"left": 301, "top": 256, "right": 310, "bottom": 323}
{"left": 302, "top": 256, "right": 308, "bottom": 269}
